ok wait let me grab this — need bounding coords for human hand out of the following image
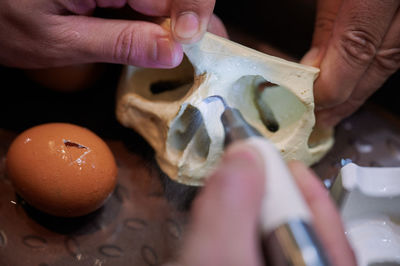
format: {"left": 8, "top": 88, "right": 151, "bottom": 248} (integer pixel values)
{"left": 0, "top": 0, "right": 227, "bottom": 69}
{"left": 302, "top": 0, "right": 400, "bottom": 128}
{"left": 170, "top": 143, "right": 356, "bottom": 266}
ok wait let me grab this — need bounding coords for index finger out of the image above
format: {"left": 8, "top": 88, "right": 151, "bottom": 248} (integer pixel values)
{"left": 314, "top": 0, "right": 399, "bottom": 108}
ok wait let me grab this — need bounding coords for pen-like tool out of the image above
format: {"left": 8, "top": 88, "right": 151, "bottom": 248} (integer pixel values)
{"left": 199, "top": 95, "right": 331, "bottom": 266}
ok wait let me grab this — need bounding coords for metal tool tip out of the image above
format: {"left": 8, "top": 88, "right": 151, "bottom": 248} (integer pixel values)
{"left": 341, "top": 158, "right": 353, "bottom": 167}
{"left": 202, "top": 95, "right": 228, "bottom": 108}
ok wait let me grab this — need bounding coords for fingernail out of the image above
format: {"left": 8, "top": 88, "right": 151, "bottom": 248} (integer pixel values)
{"left": 174, "top": 12, "right": 200, "bottom": 40}
{"left": 301, "top": 47, "right": 320, "bottom": 66}
{"left": 155, "top": 37, "right": 181, "bottom": 67}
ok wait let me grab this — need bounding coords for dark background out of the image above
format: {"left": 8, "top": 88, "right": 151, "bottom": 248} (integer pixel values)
{"left": 215, "top": 0, "right": 316, "bottom": 59}
{"left": 0, "top": 0, "right": 399, "bottom": 136}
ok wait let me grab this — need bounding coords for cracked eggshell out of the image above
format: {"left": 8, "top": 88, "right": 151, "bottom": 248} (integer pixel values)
{"left": 6, "top": 123, "right": 117, "bottom": 217}
{"left": 116, "top": 33, "right": 334, "bottom": 186}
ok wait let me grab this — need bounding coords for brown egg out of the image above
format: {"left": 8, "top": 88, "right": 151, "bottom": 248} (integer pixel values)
{"left": 6, "top": 123, "right": 117, "bottom": 217}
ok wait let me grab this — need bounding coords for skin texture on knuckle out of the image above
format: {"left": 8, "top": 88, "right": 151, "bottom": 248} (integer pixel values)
{"left": 112, "top": 25, "right": 142, "bottom": 65}
{"left": 41, "top": 21, "right": 86, "bottom": 65}
{"left": 338, "top": 28, "right": 379, "bottom": 68}
{"left": 375, "top": 47, "right": 400, "bottom": 74}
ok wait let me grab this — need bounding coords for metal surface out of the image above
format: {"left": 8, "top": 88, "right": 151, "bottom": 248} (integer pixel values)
{"left": 1, "top": 100, "right": 400, "bottom": 265}
{"left": 0, "top": 132, "right": 189, "bottom": 266}
{"left": 221, "top": 106, "right": 262, "bottom": 144}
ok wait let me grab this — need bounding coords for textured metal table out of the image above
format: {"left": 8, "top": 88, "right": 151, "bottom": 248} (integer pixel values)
{"left": 2, "top": 101, "right": 400, "bottom": 266}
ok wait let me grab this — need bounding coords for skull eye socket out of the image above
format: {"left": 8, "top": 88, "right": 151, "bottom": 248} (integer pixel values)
{"left": 128, "top": 56, "right": 194, "bottom": 102}
{"left": 255, "top": 78, "right": 307, "bottom": 132}
{"left": 226, "top": 75, "right": 307, "bottom": 137}
{"left": 150, "top": 80, "right": 190, "bottom": 94}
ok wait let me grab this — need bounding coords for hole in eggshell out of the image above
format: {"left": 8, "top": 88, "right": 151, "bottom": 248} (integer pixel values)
{"left": 63, "top": 139, "right": 87, "bottom": 149}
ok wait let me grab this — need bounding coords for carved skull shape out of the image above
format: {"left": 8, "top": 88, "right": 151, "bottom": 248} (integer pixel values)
{"left": 116, "top": 33, "right": 333, "bottom": 186}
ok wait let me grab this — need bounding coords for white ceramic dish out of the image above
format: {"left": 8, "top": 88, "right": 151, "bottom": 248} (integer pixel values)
{"left": 331, "top": 162, "right": 400, "bottom": 265}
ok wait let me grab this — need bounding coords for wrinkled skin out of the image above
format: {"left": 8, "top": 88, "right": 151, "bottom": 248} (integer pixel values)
{"left": 302, "top": 0, "right": 400, "bottom": 128}
{"left": 0, "top": 0, "right": 227, "bottom": 68}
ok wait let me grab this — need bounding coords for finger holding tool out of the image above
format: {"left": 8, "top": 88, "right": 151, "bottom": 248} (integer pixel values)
{"left": 196, "top": 95, "right": 331, "bottom": 266}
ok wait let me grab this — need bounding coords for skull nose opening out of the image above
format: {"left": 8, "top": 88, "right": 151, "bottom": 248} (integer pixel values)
{"left": 167, "top": 104, "right": 211, "bottom": 162}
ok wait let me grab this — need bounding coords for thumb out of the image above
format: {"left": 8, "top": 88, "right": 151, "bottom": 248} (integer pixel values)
{"left": 178, "top": 143, "right": 265, "bottom": 266}
{"left": 53, "top": 16, "right": 183, "bottom": 68}
{"left": 300, "top": 0, "right": 342, "bottom": 67}
{"left": 300, "top": 46, "right": 324, "bottom": 67}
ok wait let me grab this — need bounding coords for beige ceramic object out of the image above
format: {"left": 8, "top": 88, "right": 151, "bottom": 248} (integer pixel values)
{"left": 116, "top": 33, "right": 333, "bottom": 186}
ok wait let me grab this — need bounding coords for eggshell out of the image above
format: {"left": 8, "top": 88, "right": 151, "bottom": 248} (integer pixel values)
{"left": 6, "top": 123, "right": 117, "bottom": 217}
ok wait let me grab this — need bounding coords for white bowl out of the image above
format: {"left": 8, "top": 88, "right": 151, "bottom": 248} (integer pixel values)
{"left": 331, "top": 162, "right": 400, "bottom": 265}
